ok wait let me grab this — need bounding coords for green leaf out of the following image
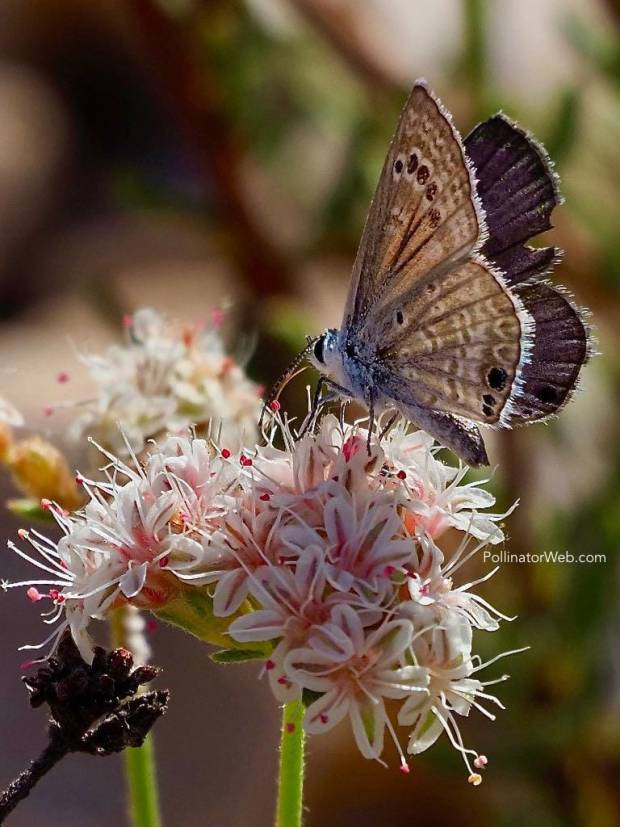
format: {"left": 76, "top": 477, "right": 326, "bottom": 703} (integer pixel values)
{"left": 210, "top": 648, "right": 270, "bottom": 664}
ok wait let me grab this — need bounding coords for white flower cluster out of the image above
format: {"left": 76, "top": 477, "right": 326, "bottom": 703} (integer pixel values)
{"left": 6, "top": 413, "right": 520, "bottom": 782}
{"left": 71, "top": 307, "right": 261, "bottom": 456}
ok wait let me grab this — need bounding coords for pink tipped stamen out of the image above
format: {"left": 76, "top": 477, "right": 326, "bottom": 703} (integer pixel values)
{"left": 159, "top": 555, "right": 170, "bottom": 568}
{"left": 122, "top": 314, "right": 134, "bottom": 328}
{"left": 384, "top": 565, "right": 396, "bottom": 577}
{"left": 259, "top": 493, "right": 271, "bottom": 502}
{"left": 43, "top": 404, "right": 55, "bottom": 417}
{"left": 221, "top": 448, "right": 231, "bottom": 459}
{"left": 26, "top": 587, "right": 43, "bottom": 603}
{"left": 20, "top": 660, "right": 35, "bottom": 671}
{"left": 211, "top": 307, "right": 225, "bottom": 327}
{"left": 473, "top": 755, "right": 488, "bottom": 769}
{"left": 265, "top": 659, "right": 275, "bottom": 671}
{"left": 397, "top": 470, "right": 407, "bottom": 480}
{"left": 399, "top": 759, "right": 410, "bottom": 775}
{"left": 240, "top": 455, "right": 253, "bottom": 468}
{"left": 56, "top": 371, "right": 70, "bottom": 384}
{"left": 319, "top": 714, "right": 329, "bottom": 724}
{"left": 269, "top": 400, "right": 281, "bottom": 412}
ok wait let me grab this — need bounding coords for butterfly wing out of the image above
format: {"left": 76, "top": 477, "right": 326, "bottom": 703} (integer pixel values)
{"left": 464, "top": 114, "right": 591, "bottom": 423}
{"left": 342, "top": 81, "right": 486, "bottom": 336}
{"left": 371, "top": 256, "right": 532, "bottom": 427}
{"left": 504, "top": 282, "right": 591, "bottom": 424}
{"left": 464, "top": 113, "right": 561, "bottom": 285}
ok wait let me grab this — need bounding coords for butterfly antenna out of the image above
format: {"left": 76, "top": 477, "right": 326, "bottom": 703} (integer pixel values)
{"left": 259, "top": 338, "right": 317, "bottom": 432}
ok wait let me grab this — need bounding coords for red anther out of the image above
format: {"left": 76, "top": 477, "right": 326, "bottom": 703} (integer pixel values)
{"left": 211, "top": 307, "right": 225, "bottom": 327}
{"left": 259, "top": 493, "right": 271, "bottom": 502}
{"left": 26, "top": 587, "right": 43, "bottom": 603}
{"left": 240, "top": 455, "right": 253, "bottom": 467}
{"left": 159, "top": 555, "right": 170, "bottom": 568}
{"left": 473, "top": 755, "right": 488, "bottom": 769}
{"left": 397, "top": 469, "right": 407, "bottom": 480}
{"left": 56, "top": 371, "right": 70, "bottom": 384}
{"left": 265, "top": 659, "right": 275, "bottom": 671}
{"left": 146, "top": 618, "right": 158, "bottom": 632}
{"left": 221, "top": 448, "right": 231, "bottom": 459}
{"left": 75, "top": 474, "right": 84, "bottom": 486}
{"left": 384, "top": 565, "right": 396, "bottom": 577}
{"left": 48, "top": 589, "right": 65, "bottom": 604}
{"left": 40, "top": 499, "right": 52, "bottom": 511}
{"left": 277, "top": 676, "right": 289, "bottom": 686}
{"left": 420, "top": 584, "right": 430, "bottom": 597}
{"left": 286, "top": 723, "right": 296, "bottom": 733}
{"left": 17, "top": 528, "right": 28, "bottom": 540}
{"left": 43, "top": 404, "right": 54, "bottom": 417}
{"left": 319, "top": 714, "right": 329, "bottom": 724}
{"left": 20, "top": 660, "right": 34, "bottom": 671}
{"left": 399, "top": 761, "right": 411, "bottom": 775}
{"left": 269, "top": 400, "right": 281, "bottom": 412}
{"left": 122, "top": 314, "right": 134, "bottom": 328}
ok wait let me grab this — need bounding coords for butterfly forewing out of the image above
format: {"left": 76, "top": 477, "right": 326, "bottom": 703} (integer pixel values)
{"left": 343, "top": 82, "right": 485, "bottom": 335}
{"left": 371, "top": 257, "right": 529, "bottom": 425}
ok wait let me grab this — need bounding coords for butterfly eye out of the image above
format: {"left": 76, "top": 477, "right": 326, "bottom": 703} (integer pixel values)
{"left": 313, "top": 336, "right": 326, "bottom": 365}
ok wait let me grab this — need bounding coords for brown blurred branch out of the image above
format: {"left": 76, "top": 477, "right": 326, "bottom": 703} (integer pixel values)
{"left": 286, "top": 0, "right": 401, "bottom": 95}
{"left": 123, "top": 0, "right": 294, "bottom": 297}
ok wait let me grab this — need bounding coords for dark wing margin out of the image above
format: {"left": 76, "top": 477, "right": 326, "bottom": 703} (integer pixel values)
{"left": 464, "top": 114, "right": 561, "bottom": 286}
{"left": 505, "top": 282, "right": 591, "bottom": 425}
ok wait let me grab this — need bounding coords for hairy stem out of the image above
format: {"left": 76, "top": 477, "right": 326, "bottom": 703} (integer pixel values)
{"left": 275, "top": 701, "right": 306, "bottom": 827}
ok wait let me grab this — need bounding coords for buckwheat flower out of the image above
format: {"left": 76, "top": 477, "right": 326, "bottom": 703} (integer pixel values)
{"left": 228, "top": 545, "right": 347, "bottom": 701}
{"left": 284, "top": 605, "right": 427, "bottom": 762}
{"left": 397, "top": 614, "right": 520, "bottom": 779}
{"left": 71, "top": 307, "right": 261, "bottom": 456}
{"left": 403, "top": 531, "right": 511, "bottom": 632}
{"left": 280, "top": 494, "right": 411, "bottom": 598}
{"left": 4, "top": 433, "right": 239, "bottom": 661}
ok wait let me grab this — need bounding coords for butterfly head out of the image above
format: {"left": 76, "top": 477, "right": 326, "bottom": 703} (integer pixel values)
{"left": 308, "top": 329, "right": 340, "bottom": 373}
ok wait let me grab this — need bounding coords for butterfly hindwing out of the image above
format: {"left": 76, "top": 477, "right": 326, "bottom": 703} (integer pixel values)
{"left": 343, "top": 82, "right": 485, "bottom": 335}
{"left": 504, "top": 282, "right": 590, "bottom": 425}
{"left": 464, "top": 114, "right": 561, "bottom": 285}
{"left": 372, "top": 257, "right": 531, "bottom": 426}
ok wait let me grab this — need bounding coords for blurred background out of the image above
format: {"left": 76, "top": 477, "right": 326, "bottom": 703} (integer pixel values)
{"left": 0, "top": 0, "right": 619, "bottom": 825}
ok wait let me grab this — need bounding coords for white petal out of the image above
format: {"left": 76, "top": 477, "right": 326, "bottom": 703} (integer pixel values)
{"left": 228, "top": 609, "right": 283, "bottom": 642}
{"left": 119, "top": 562, "right": 148, "bottom": 598}
{"left": 212, "top": 569, "right": 249, "bottom": 617}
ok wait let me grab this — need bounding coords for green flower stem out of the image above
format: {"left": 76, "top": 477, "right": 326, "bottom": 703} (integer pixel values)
{"left": 276, "top": 701, "right": 306, "bottom": 827}
{"left": 123, "top": 734, "right": 162, "bottom": 827}
{"left": 111, "top": 608, "right": 163, "bottom": 827}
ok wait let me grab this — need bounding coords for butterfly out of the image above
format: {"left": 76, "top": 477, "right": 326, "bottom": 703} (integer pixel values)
{"left": 266, "top": 80, "right": 591, "bottom": 466}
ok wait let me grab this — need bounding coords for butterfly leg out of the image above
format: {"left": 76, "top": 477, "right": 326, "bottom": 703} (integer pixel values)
{"left": 378, "top": 411, "right": 399, "bottom": 441}
{"left": 366, "top": 388, "right": 377, "bottom": 455}
{"left": 298, "top": 377, "right": 352, "bottom": 439}
{"left": 397, "top": 403, "right": 490, "bottom": 466}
